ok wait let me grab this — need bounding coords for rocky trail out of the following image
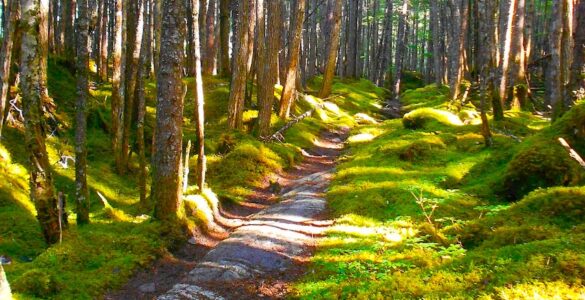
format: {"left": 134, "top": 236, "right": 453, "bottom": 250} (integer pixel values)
{"left": 107, "top": 127, "right": 349, "bottom": 300}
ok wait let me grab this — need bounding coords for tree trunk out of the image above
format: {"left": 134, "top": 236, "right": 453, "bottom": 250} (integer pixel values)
{"left": 318, "top": 0, "right": 341, "bottom": 98}
{"left": 75, "top": 0, "right": 90, "bottom": 225}
{"left": 152, "top": 0, "right": 186, "bottom": 221}
{"left": 111, "top": 0, "right": 125, "bottom": 173}
{"left": 192, "top": 0, "right": 206, "bottom": 190}
{"left": 256, "top": 0, "right": 280, "bottom": 138}
{"left": 345, "top": 0, "right": 358, "bottom": 78}
{"left": 203, "top": 0, "right": 216, "bottom": 75}
{"left": 219, "top": 0, "right": 230, "bottom": 76}
{"left": 430, "top": 0, "right": 443, "bottom": 86}
{"left": 547, "top": 0, "right": 567, "bottom": 120}
{"left": 568, "top": 0, "right": 585, "bottom": 104}
{"left": 393, "top": 0, "right": 408, "bottom": 100}
{"left": 136, "top": 0, "right": 151, "bottom": 205}
{"left": 279, "top": 0, "right": 306, "bottom": 119}
{"left": 20, "top": 0, "right": 61, "bottom": 244}
{"left": 497, "top": 0, "right": 516, "bottom": 109}
{"left": 226, "top": 0, "right": 249, "bottom": 129}
{"left": 0, "top": 0, "right": 19, "bottom": 138}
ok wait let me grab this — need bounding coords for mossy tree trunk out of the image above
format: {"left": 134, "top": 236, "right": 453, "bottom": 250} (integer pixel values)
{"left": 318, "top": 0, "right": 341, "bottom": 99}
{"left": 152, "top": 0, "right": 185, "bottom": 221}
{"left": 203, "top": 0, "right": 216, "bottom": 75}
{"left": 75, "top": 0, "right": 90, "bottom": 224}
{"left": 20, "top": 0, "right": 61, "bottom": 245}
{"left": 568, "top": 0, "right": 585, "bottom": 104}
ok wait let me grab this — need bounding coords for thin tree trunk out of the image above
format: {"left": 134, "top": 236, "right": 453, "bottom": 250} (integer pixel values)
{"left": 152, "top": 0, "right": 186, "bottom": 221}
{"left": 192, "top": 0, "right": 206, "bottom": 190}
{"left": 568, "top": 0, "right": 585, "bottom": 104}
{"left": 498, "top": 0, "right": 516, "bottom": 108}
{"left": 393, "top": 0, "right": 408, "bottom": 100}
{"left": 318, "top": 0, "right": 341, "bottom": 98}
{"left": 0, "top": 0, "right": 19, "bottom": 138}
{"left": 279, "top": 0, "right": 306, "bottom": 119}
{"left": 20, "top": 0, "right": 61, "bottom": 244}
{"left": 136, "top": 0, "right": 151, "bottom": 205}
{"left": 111, "top": 0, "right": 125, "bottom": 172}
{"left": 219, "top": 0, "right": 230, "bottom": 76}
{"left": 203, "top": 0, "right": 216, "bottom": 75}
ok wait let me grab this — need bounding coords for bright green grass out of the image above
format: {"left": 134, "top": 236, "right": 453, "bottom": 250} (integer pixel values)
{"left": 0, "top": 59, "right": 385, "bottom": 299}
{"left": 293, "top": 85, "right": 585, "bottom": 299}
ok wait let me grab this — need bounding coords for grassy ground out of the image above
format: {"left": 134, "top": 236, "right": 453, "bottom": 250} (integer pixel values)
{"left": 0, "top": 59, "right": 385, "bottom": 299}
{"left": 293, "top": 85, "right": 585, "bottom": 298}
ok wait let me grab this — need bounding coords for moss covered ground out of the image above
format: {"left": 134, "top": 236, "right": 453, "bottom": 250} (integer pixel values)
{"left": 0, "top": 59, "right": 385, "bottom": 299}
{"left": 292, "top": 84, "right": 585, "bottom": 299}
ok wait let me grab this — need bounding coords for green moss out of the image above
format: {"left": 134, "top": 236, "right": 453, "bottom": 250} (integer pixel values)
{"left": 402, "top": 108, "right": 464, "bottom": 130}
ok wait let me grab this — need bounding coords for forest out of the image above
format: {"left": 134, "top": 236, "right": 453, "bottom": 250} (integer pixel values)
{"left": 0, "top": 0, "right": 584, "bottom": 298}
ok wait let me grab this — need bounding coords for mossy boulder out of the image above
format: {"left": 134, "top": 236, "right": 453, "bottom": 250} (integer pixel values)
{"left": 498, "top": 103, "right": 585, "bottom": 201}
{"left": 402, "top": 108, "right": 463, "bottom": 130}
{"left": 399, "top": 138, "right": 447, "bottom": 162}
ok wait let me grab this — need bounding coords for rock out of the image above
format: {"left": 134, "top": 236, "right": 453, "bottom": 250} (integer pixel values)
{"left": 187, "top": 237, "right": 197, "bottom": 245}
{"left": 139, "top": 282, "right": 156, "bottom": 293}
{"left": 0, "top": 256, "right": 12, "bottom": 265}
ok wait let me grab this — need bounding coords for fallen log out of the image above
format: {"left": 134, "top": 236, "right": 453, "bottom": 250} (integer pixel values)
{"left": 558, "top": 138, "right": 585, "bottom": 169}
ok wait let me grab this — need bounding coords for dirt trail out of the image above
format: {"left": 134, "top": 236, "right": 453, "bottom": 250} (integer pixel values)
{"left": 108, "top": 127, "right": 348, "bottom": 300}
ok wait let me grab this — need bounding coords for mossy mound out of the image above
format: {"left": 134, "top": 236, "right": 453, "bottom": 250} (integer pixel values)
{"left": 400, "top": 71, "right": 426, "bottom": 92}
{"left": 398, "top": 138, "right": 447, "bottom": 162}
{"left": 402, "top": 108, "right": 464, "bottom": 130}
{"left": 499, "top": 103, "right": 585, "bottom": 201}
{"left": 456, "top": 186, "right": 585, "bottom": 249}
{"left": 400, "top": 84, "right": 450, "bottom": 111}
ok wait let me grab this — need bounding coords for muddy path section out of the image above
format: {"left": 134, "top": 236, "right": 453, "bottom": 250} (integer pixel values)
{"left": 106, "top": 127, "right": 349, "bottom": 300}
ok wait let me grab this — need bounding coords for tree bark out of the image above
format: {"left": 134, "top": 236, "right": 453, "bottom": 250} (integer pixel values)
{"left": 192, "top": 0, "right": 206, "bottom": 190}
{"left": 20, "top": 0, "right": 61, "bottom": 244}
{"left": 219, "top": 0, "right": 230, "bottom": 76}
{"left": 0, "top": 0, "right": 19, "bottom": 138}
{"left": 136, "top": 0, "right": 151, "bottom": 205}
{"left": 569, "top": 0, "right": 585, "bottom": 104}
{"left": 203, "top": 0, "right": 216, "bottom": 75}
{"left": 152, "top": 0, "right": 186, "bottom": 221}
{"left": 318, "top": 0, "right": 341, "bottom": 98}
{"left": 279, "top": 0, "right": 306, "bottom": 119}
{"left": 256, "top": 0, "right": 280, "bottom": 138}
{"left": 111, "top": 0, "right": 125, "bottom": 173}
{"left": 75, "top": 0, "right": 90, "bottom": 224}
{"left": 226, "top": 0, "right": 249, "bottom": 129}
{"left": 393, "top": 0, "right": 408, "bottom": 100}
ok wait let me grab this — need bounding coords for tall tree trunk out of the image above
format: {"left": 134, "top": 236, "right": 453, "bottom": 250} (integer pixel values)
{"left": 111, "top": 0, "right": 125, "bottom": 172}
{"left": 447, "top": 0, "right": 468, "bottom": 102}
{"left": 226, "top": 0, "right": 249, "bottom": 129}
{"left": 430, "top": 0, "right": 443, "bottom": 86}
{"left": 64, "top": 0, "right": 76, "bottom": 59}
{"left": 0, "top": 0, "right": 19, "bottom": 138}
{"left": 120, "top": 0, "right": 145, "bottom": 173}
{"left": 75, "top": 0, "right": 90, "bottom": 224}
{"left": 497, "top": 0, "right": 516, "bottom": 109}
{"left": 192, "top": 0, "right": 206, "bottom": 190}
{"left": 20, "top": 0, "right": 61, "bottom": 244}
{"left": 345, "top": 0, "right": 358, "bottom": 78}
{"left": 219, "top": 0, "right": 230, "bottom": 76}
{"left": 569, "top": 0, "right": 585, "bottom": 104}
{"left": 203, "top": 0, "right": 216, "bottom": 75}
{"left": 547, "top": 0, "right": 568, "bottom": 120}
{"left": 99, "top": 0, "right": 109, "bottom": 81}
{"left": 256, "top": 0, "right": 280, "bottom": 137}
{"left": 393, "top": 0, "right": 408, "bottom": 100}
{"left": 152, "top": 0, "right": 186, "bottom": 221}
{"left": 279, "top": 0, "right": 306, "bottom": 119}
{"left": 318, "top": 0, "right": 341, "bottom": 98}
{"left": 136, "top": 0, "right": 151, "bottom": 205}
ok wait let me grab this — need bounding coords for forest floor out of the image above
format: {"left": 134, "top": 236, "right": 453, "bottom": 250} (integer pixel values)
{"left": 108, "top": 127, "right": 350, "bottom": 300}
